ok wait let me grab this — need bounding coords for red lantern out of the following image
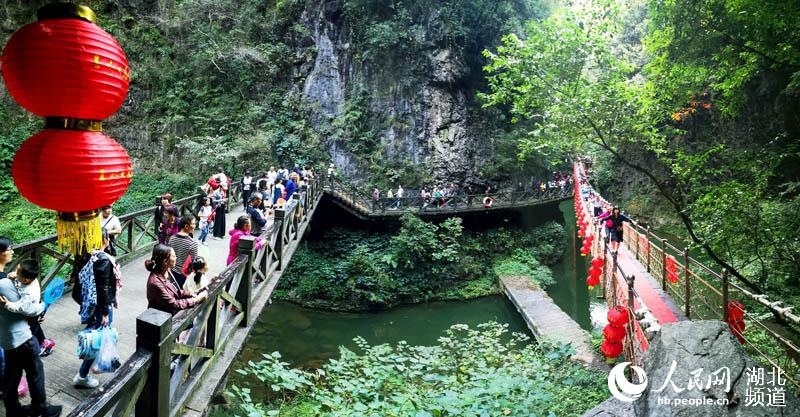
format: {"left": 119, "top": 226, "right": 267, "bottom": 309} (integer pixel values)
{"left": 586, "top": 274, "right": 600, "bottom": 289}
{"left": 589, "top": 266, "right": 602, "bottom": 277}
{"left": 600, "top": 340, "right": 624, "bottom": 362}
{"left": 728, "top": 318, "right": 746, "bottom": 344}
{"left": 12, "top": 129, "right": 131, "bottom": 254}
{"left": 607, "top": 306, "right": 629, "bottom": 327}
{"left": 580, "top": 246, "right": 590, "bottom": 256}
{"left": 591, "top": 258, "right": 605, "bottom": 268}
{"left": 586, "top": 235, "right": 594, "bottom": 242}
{"left": 727, "top": 301, "right": 745, "bottom": 322}
{"left": 603, "top": 324, "right": 626, "bottom": 343}
{"left": 2, "top": 4, "right": 129, "bottom": 120}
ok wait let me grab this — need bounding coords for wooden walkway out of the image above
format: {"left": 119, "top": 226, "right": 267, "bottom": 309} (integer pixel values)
{"left": 499, "top": 275, "right": 606, "bottom": 369}
{"left": 4, "top": 207, "right": 247, "bottom": 416}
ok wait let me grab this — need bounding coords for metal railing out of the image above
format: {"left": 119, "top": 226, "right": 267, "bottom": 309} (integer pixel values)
{"left": 67, "top": 179, "right": 322, "bottom": 417}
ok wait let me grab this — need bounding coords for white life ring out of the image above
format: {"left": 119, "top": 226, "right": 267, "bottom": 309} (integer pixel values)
{"left": 483, "top": 197, "right": 493, "bottom": 208}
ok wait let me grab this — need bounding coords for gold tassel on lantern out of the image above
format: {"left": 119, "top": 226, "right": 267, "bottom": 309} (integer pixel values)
{"left": 56, "top": 210, "right": 102, "bottom": 255}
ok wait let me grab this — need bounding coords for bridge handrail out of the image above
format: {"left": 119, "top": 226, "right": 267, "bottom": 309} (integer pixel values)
{"left": 324, "top": 176, "right": 572, "bottom": 215}
{"left": 576, "top": 162, "right": 800, "bottom": 391}
{"left": 7, "top": 193, "right": 203, "bottom": 291}
{"left": 66, "top": 178, "right": 322, "bottom": 417}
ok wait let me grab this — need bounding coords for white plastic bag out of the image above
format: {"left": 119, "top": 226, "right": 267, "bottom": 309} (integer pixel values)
{"left": 91, "top": 327, "right": 121, "bottom": 374}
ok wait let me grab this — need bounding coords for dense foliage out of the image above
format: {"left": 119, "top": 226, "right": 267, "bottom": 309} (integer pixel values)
{"left": 221, "top": 322, "right": 607, "bottom": 416}
{"left": 481, "top": 0, "right": 800, "bottom": 306}
{"left": 275, "top": 214, "right": 564, "bottom": 310}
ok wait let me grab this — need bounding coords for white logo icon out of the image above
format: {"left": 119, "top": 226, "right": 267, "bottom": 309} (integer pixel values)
{"left": 608, "top": 362, "right": 648, "bottom": 402}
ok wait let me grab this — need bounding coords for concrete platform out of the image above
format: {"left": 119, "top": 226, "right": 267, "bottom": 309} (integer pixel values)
{"left": 499, "top": 275, "right": 607, "bottom": 370}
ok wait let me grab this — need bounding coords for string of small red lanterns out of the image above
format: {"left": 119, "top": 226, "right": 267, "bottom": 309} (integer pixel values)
{"left": 586, "top": 257, "right": 603, "bottom": 289}
{"left": 665, "top": 255, "right": 680, "bottom": 284}
{"left": 601, "top": 305, "right": 629, "bottom": 364}
{"left": 2, "top": 4, "right": 132, "bottom": 255}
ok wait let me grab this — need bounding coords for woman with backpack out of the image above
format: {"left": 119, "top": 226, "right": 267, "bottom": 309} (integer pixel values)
{"left": 597, "top": 206, "right": 629, "bottom": 254}
{"left": 73, "top": 229, "right": 118, "bottom": 389}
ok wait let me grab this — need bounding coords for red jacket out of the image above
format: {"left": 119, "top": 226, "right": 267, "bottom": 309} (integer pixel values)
{"left": 146, "top": 271, "right": 197, "bottom": 315}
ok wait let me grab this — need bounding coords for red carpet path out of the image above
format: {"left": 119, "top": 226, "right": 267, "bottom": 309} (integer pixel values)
{"left": 616, "top": 246, "right": 680, "bottom": 324}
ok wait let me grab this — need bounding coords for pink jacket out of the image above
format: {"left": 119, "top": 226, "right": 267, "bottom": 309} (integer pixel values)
{"left": 227, "top": 228, "right": 264, "bottom": 265}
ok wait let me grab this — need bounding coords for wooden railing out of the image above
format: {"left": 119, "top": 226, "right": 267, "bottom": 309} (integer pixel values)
{"left": 325, "top": 177, "right": 572, "bottom": 217}
{"left": 7, "top": 194, "right": 202, "bottom": 289}
{"left": 575, "top": 162, "right": 800, "bottom": 391}
{"left": 67, "top": 179, "right": 322, "bottom": 417}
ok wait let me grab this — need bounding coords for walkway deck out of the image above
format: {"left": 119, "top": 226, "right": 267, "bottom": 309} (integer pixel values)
{"left": 4, "top": 207, "right": 247, "bottom": 417}
{"left": 499, "top": 275, "right": 606, "bottom": 370}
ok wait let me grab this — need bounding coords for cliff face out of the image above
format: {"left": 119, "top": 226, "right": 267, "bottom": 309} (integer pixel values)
{"left": 296, "top": 0, "right": 492, "bottom": 184}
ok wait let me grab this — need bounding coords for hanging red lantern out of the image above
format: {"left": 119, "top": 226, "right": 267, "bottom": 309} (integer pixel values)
{"left": 607, "top": 306, "right": 629, "bottom": 327}
{"left": 603, "top": 324, "right": 626, "bottom": 343}
{"left": 586, "top": 235, "right": 594, "bottom": 242}
{"left": 591, "top": 258, "right": 605, "bottom": 268}
{"left": 600, "top": 340, "right": 624, "bottom": 362}
{"left": 589, "top": 266, "right": 602, "bottom": 277}
{"left": 728, "top": 318, "right": 746, "bottom": 344}
{"left": 12, "top": 129, "right": 132, "bottom": 254}
{"left": 665, "top": 255, "right": 679, "bottom": 284}
{"left": 3, "top": 4, "right": 132, "bottom": 254}
{"left": 586, "top": 274, "right": 600, "bottom": 289}
{"left": 727, "top": 301, "right": 745, "bottom": 322}
{"left": 580, "top": 246, "right": 590, "bottom": 256}
{"left": 1, "top": 4, "right": 129, "bottom": 120}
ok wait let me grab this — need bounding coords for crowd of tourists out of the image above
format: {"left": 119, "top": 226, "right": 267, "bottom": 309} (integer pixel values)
{"left": 369, "top": 172, "right": 573, "bottom": 210}
{"left": 576, "top": 159, "right": 629, "bottom": 253}
{"left": 0, "top": 163, "right": 319, "bottom": 416}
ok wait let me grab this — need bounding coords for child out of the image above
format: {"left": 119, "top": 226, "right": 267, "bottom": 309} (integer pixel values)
{"left": 3, "top": 260, "right": 55, "bottom": 356}
{"left": 183, "top": 256, "right": 210, "bottom": 293}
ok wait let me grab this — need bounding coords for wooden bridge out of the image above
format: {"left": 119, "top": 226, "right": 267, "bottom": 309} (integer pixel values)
{"left": 4, "top": 175, "right": 570, "bottom": 417}
{"left": 324, "top": 177, "right": 572, "bottom": 219}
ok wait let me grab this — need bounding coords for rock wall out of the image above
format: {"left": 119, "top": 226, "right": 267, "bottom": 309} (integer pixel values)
{"left": 298, "top": 0, "right": 489, "bottom": 184}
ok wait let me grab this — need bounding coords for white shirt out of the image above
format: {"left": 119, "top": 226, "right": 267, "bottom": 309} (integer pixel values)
{"left": 397, "top": 187, "right": 404, "bottom": 198}
{"left": 198, "top": 206, "right": 213, "bottom": 223}
{"left": 101, "top": 214, "right": 121, "bottom": 233}
{"left": 267, "top": 171, "right": 277, "bottom": 184}
{"left": 242, "top": 176, "right": 252, "bottom": 191}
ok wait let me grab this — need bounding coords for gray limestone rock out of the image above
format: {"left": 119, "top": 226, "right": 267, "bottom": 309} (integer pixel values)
{"left": 633, "top": 320, "right": 798, "bottom": 416}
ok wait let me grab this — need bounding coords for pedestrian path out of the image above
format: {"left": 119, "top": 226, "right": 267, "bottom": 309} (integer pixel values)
{"left": 615, "top": 246, "right": 681, "bottom": 325}
{"left": 3, "top": 207, "right": 247, "bottom": 417}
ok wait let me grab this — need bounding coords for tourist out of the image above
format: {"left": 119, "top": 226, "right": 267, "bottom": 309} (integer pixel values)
{"left": 216, "top": 167, "right": 229, "bottom": 197}
{"left": 227, "top": 215, "right": 264, "bottom": 265}
{"left": 306, "top": 166, "right": 315, "bottom": 180}
{"left": 168, "top": 215, "right": 198, "bottom": 288}
{"left": 267, "top": 167, "right": 277, "bottom": 186}
{"left": 197, "top": 197, "right": 213, "bottom": 244}
{"left": 386, "top": 188, "right": 394, "bottom": 209}
{"left": 421, "top": 188, "right": 431, "bottom": 209}
{"left": 372, "top": 187, "right": 380, "bottom": 211}
{"left": 257, "top": 180, "right": 271, "bottom": 210}
{"left": 246, "top": 195, "right": 267, "bottom": 236}
{"left": 241, "top": 170, "right": 253, "bottom": 210}
{"left": 154, "top": 193, "right": 173, "bottom": 238}
{"left": 327, "top": 163, "right": 336, "bottom": 181}
{"left": 396, "top": 185, "right": 404, "bottom": 208}
{"left": 2, "top": 260, "right": 50, "bottom": 357}
{"left": 597, "top": 206, "right": 628, "bottom": 254}
{"left": 183, "top": 256, "right": 210, "bottom": 294}
{"left": 159, "top": 206, "right": 180, "bottom": 244}
{"left": 272, "top": 178, "right": 285, "bottom": 206}
{"left": 0, "top": 261, "right": 61, "bottom": 416}
{"left": 285, "top": 173, "right": 298, "bottom": 201}
{"left": 211, "top": 187, "right": 227, "bottom": 240}
{"left": 146, "top": 244, "right": 207, "bottom": 315}
{"left": 73, "top": 229, "right": 117, "bottom": 389}
{"left": 277, "top": 166, "right": 289, "bottom": 181}
{"left": 100, "top": 204, "right": 121, "bottom": 257}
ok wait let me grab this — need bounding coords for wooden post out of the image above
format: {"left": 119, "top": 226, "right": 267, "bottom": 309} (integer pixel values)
{"left": 721, "top": 269, "right": 729, "bottom": 322}
{"left": 135, "top": 308, "right": 174, "bottom": 417}
{"left": 237, "top": 236, "right": 255, "bottom": 327}
{"left": 660, "top": 238, "right": 667, "bottom": 291}
{"left": 127, "top": 219, "right": 134, "bottom": 255}
{"left": 683, "top": 247, "right": 690, "bottom": 319}
{"left": 273, "top": 208, "right": 286, "bottom": 270}
{"left": 645, "top": 227, "right": 652, "bottom": 272}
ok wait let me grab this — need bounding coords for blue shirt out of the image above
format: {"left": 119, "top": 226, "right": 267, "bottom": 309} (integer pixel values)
{"left": 0, "top": 278, "right": 38, "bottom": 349}
{"left": 285, "top": 179, "right": 297, "bottom": 200}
